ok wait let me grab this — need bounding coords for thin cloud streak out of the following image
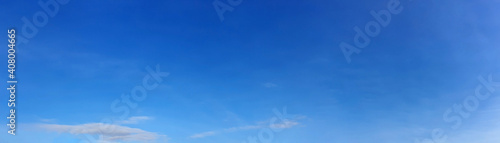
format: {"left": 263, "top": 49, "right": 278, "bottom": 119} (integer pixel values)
{"left": 116, "top": 116, "right": 153, "bottom": 125}
{"left": 189, "top": 119, "right": 302, "bottom": 139}
{"left": 36, "top": 123, "right": 166, "bottom": 142}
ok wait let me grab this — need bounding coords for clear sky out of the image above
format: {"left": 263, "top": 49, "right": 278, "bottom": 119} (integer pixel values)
{"left": 1, "top": 0, "right": 500, "bottom": 143}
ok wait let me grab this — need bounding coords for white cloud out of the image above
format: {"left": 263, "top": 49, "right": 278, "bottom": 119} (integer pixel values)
{"left": 223, "top": 125, "right": 262, "bottom": 132}
{"left": 36, "top": 123, "right": 166, "bottom": 142}
{"left": 189, "top": 131, "right": 216, "bottom": 139}
{"left": 116, "top": 116, "right": 153, "bottom": 125}
{"left": 189, "top": 118, "right": 303, "bottom": 139}
{"left": 269, "top": 120, "right": 299, "bottom": 129}
{"left": 39, "top": 118, "right": 57, "bottom": 123}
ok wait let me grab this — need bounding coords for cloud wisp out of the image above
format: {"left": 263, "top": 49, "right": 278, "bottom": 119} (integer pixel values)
{"left": 36, "top": 122, "right": 165, "bottom": 142}
{"left": 116, "top": 116, "right": 153, "bottom": 125}
{"left": 189, "top": 118, "right": 302, "bottom": 139}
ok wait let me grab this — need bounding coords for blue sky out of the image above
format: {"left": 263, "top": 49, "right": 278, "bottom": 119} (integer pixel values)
{"left": 1, "top": 0, "right": 500, "bottom": 143}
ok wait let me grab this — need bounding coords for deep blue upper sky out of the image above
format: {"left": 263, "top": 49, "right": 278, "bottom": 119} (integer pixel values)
{"left": 1, "top": 0, "right": 500, "bottom": 143}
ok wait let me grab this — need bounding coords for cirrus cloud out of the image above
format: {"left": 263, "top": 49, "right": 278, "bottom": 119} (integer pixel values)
{"left": 36, "top": 123, "right": 167, "bottom": 142}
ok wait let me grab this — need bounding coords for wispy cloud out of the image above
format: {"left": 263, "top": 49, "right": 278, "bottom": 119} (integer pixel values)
{"left": 263, "top": 82, "right": 277, "bottom": 88}
{"left": 269, "top": 120, "right": 299, "bottom": 129}
{"left": 222, "top": 125, "right": 262, "bottom": 132}
{"left": 36, "top": 123, "right": 166, "bottom": 142}
{"left": 116, "top": 116, "right": 153, "bottom": 125}
{"left": 39, "top": 118, "right": 57, "bottom": 123}
{"left": 189, "top": 131, "right": 217, "bottom": 139}
{"left": 189, "top": 117, "right": 303, "bottom": 139}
